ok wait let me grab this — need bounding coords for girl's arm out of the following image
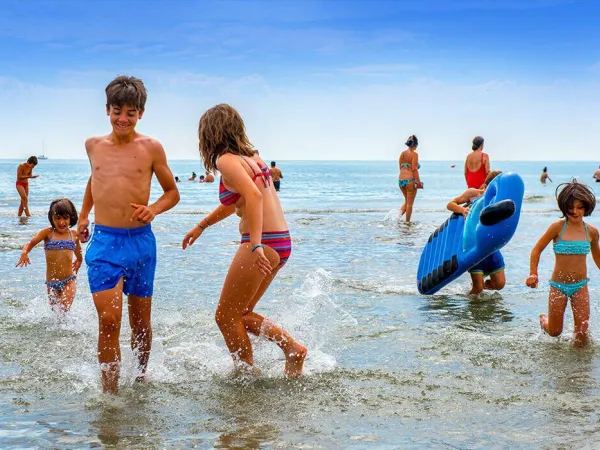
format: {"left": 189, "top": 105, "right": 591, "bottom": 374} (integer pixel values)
{"left": 526, "top": 221, "right": 561, "bottom": 287}
{"left": 484, "top": 154, "right": 491, "bottom": 176}
{"left": 182, "top": 203, "right": 236, "bottom": 249}
{"left": 217, "top": 154, "right": 271, "bottom": 275}
{"left": 589, "top": 225, "right": 600, "bottom": 271}
{"left": 412, "top": 152, "right": 422, "bottom": 186}
{"left": 464, "top": 159, "right": 468, "bottom": 181}
{"left": 16, "top": 228, "right": 50, "bottom": 267}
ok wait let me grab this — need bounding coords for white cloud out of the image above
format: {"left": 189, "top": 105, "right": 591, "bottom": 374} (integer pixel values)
{"left": 0, "top": 73, "right": 599, "bottom": 162}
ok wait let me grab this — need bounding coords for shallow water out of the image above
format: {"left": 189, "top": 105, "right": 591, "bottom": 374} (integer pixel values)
{"left": 2, "top": 159, "right": 600, "bottom": 448}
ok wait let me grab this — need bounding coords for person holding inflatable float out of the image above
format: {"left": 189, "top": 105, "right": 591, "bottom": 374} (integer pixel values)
{"left": 417, "top": 171, "right": 524, "bottom": 295}
{"left": 526, "top": 181, "right": 600, "bottom": 347}
{"left": 447, "top": 171, "right": 506, "bottom": 295}
{"left": 398, "top": 134, "right": 423, "bottom": 223}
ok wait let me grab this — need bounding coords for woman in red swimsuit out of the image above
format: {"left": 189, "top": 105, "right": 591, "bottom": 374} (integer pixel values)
{"left": 464, "top": 136, "right": 490, "bottom": 189}
{"left": 182, "top": 104, "right": 306, "bottom": 377}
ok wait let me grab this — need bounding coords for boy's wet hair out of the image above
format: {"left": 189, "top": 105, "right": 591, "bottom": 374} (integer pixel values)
{"left": 105, "top": 75, "right": 147, "bottom": 111}
{"left": 48, "top": 198, "right": 78, "bottom": 227}
{"left": 556, "top": 180, "right": 596, "bottom": 218}
{"left": 484, "top": 170, "right": 502, "bottom": 187}
{"left": 405, "top": 135, "right": 418, "bottom": 147}
{"left": 198, "top": 104, "right": 256, "bottom": 173}
{"left": 27, "top": 156, "right": 38, "bottom": 165}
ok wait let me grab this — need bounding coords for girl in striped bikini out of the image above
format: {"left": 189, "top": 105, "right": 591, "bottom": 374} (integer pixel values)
{"left": 182, "top": 104, "right": 306, "bottom": 377}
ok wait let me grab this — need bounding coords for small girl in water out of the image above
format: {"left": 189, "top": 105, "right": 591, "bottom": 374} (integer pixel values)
{"left": 16, "top": 198, "right": 82, "bottom": 313}
{"left": 526, "top": 181, "right": 600, "bottom": 346}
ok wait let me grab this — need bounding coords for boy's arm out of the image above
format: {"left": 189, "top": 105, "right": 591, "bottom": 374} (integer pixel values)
{"left": 16, "top": 229, "right": 49, "bottom": 266}
{"left": 78, "top": 176, "right": 94, "bottom": 238}
{"left": 589, "top": 225, "right": 600, "bottom": 271}
{"left": 131, "top": 141, "right": 180, "bottom": 222}
{"left": 447, "top": 188, "right": 482, "bottom": 216}
{"left": 73, "top": 230, "right": 83, "bottom": 273}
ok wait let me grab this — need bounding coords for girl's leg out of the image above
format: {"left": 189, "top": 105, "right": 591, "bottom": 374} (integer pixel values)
{"left": 540, "top": 286, "right": 568, "bottom": 337}
{"left": 399, "top": 185, "right": 408, "bottom": 216}
{"left": 58, "top": 279, "right": 77, "bottom": 313}
{"left": 242, "top": 266, "right": 307, "bottom": 377}
{"left": 215, "top": 244, "right": 280, "bottom": 367}
{"left": 405, "top": 184, "right": 417, "bottom": 222}
{"left": 127, "top": 294, "right": 152, "bottom": 381}
{"left": 570, "top": 285, "right": 590, "bottom": 347}
{"left": 92, "top": 279, "right": 124, "bottom": 394}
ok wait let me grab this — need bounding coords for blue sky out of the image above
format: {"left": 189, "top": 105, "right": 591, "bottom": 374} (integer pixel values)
{"left": 1, "top": 0, "right": 599, "bottom": 160}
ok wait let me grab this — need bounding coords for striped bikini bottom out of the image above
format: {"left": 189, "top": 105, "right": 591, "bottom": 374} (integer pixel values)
{"left": 241, "top": 230, "right": 292, "bottom": 268}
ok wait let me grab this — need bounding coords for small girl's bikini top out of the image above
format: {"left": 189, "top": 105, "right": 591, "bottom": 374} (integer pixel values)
{"left": 44, "top": 229, "right": 76, "bottom": 251}
{"left": 553, "top": 221, "right": 590, "bottom": 255}
{"left": 400, "top": 162, "right": 421, "bottom": 170}
{"left": 219, "top": 156, "right": 271, "bottom": 206}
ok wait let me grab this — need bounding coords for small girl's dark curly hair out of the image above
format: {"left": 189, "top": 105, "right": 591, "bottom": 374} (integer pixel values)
{"left": 48, "top": 198, "right": 78, "bottom": 227}
{"left": 556, "top": 180, "right": 596, "bottom": 218}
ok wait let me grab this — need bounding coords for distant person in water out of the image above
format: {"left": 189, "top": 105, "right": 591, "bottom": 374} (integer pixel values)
{"left": 199, "top": 175, "right": 205, "bottom": 182}
{"left": 204, "top": 171, "right": 215, "bottom": 183}
{"left": 464, "top": 136, "right": 490, "bottom": 189}
{"left": 398, "top": 135, "right": 423, "bottom": 222}
{"left": 175, "top": 176, "right": 181, "bottom": 183}
{"left": 540, "top": 167, "right": 552, "bottom": 184}
{"left": 189, "top": 172, "right": 197, "bottom": 181}
{"left": 593, "top": 165, "right": 600, "bottom": 182}
{"left": 270, "top": 161, "right": 283, "bottom": 192}
{"left": 16, "top": 156, "right": 39, "bottom": 217}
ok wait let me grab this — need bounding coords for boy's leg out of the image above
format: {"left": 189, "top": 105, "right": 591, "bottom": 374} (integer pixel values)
{"left": 92, "top": 279, "right": 124, "bottom": 394}
{"left": 127, "top": 295, "right": 152, "bottom": 380}
{"left": 16, "top": 185, "right": 27, "bottom": 216}
{"left": 469, "top": 272, "right": 484, "bottom": 295}
{"left": 485, "top": 269, "right": 506, "bottom": 291}
{"left": 570, "top": 284, "right": 590, "bottom": 347}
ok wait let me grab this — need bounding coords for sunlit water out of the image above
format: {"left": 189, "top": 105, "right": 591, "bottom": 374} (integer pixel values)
{"left": 2, "top": 159, "right": 600, "bottom": 448}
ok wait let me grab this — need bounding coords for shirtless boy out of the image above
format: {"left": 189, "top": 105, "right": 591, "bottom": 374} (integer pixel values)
{"left": 79, "top": 75, "right": 180, "bottom": 394}
{"left": 16, "top": 156, "right": 39, "bottom": 216}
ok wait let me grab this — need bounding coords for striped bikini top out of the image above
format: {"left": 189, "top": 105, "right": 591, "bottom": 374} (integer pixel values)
{"left": 219, "top": 156, "right": 272, "bottom": 206}
{"left": 553, "top": 221, "right": 590, "bottom": 255}
{"left": 44, "top": 229, "right": 76, "bottom": 251}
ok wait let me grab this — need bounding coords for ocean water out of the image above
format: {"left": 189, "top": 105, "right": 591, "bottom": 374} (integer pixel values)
{"left": 1, "top": 158, "right": 600, "bottom": 448}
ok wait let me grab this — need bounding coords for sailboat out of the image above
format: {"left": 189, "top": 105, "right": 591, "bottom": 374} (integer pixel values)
{"left": 38, "top": 140, "right": 48, "bottom": 160}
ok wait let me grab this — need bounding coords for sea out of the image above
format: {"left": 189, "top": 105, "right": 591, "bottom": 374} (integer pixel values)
{"left": 1, "top": 159, "right": 600, "bottom": 448}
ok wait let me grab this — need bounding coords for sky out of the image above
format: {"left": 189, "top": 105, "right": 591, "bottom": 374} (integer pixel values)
{"left": 0, "top": 0, "right": 599, "bottom": 161}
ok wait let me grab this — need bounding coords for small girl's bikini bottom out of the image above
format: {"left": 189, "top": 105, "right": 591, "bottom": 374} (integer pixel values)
{"left": 45, "top": 275, "right": 77, "bottom": 292}
{"left": 549, "top": 278, "right": 589, "bottom": 298}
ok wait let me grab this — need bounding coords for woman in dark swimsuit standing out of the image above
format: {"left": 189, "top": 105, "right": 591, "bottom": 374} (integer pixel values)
{"left": 464, "top": 136, "right": 490, "bottom": 189}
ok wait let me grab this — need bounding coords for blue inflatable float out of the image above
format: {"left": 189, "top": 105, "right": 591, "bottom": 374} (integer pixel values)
{"left": 417, "top": 172, "right": 525, "bottom": 295}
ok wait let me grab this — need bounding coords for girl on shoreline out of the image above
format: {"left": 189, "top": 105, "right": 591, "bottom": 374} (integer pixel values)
{"left": 398, "top": 135, "right": 423, "bottom": 222}
{"left": 526, "top": 181, "right": 600, "bottom": 347}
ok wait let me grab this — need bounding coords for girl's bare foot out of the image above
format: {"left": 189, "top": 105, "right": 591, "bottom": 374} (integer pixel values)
{"left": 284, "top": 344, "right": 307, "bottom": 377}
{"left": 539, "top": 313, "right": 548, "bottom": 332}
